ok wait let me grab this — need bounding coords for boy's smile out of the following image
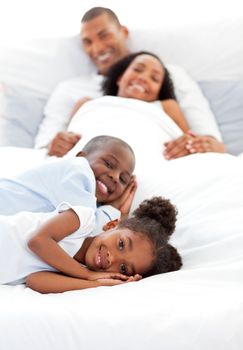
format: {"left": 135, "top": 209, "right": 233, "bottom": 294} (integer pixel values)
{"left": 85, "top": 141, "right": 135, "bottom": 203}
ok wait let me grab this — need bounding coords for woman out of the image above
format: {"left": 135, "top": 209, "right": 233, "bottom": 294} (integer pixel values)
{"left": 71, "top": 51, "right": 225, "bottom": 159}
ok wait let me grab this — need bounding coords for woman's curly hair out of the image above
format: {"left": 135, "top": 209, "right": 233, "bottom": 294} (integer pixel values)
{"left": 102, "top": 51, "right": 176, "bottom": 100}
{"left": 118, "top": 196, "right": 182, "bottom": 277}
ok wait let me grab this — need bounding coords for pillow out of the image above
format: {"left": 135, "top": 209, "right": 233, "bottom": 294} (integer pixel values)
{"left": 199, "top": 81, "right": 243, "bottom": 155}
{"left": 0, "top": 83, "right": 47, "bottom": 148}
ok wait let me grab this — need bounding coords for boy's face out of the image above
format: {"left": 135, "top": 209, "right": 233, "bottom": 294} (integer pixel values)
{"left": 85, "top": 227, "right": 154, "bottom": 276}
{"left": 117, "top": 54, "right": 164, "bottom": 102}
{"left": 85, "top": 141, "right": 135, "bottom": 203}
{"left": 81, "top": 13, "right": 129, "bottom": 75}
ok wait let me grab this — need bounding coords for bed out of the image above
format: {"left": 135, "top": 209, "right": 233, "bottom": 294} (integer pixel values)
{"left": 0, "top": 17, "right": 243, "bottom": 350}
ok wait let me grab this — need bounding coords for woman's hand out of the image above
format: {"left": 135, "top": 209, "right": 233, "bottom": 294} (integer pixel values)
{"left": 163, "top": 131, "right": 225, "bottom": 160}
{"left": 163, "top": 133, "right": 192, "bottom": 160}
{"left": 109, "top": 176, "right": 137, "bottom": 216}
{"left": 185, "top": 135, "right": 225, "bottom": 154}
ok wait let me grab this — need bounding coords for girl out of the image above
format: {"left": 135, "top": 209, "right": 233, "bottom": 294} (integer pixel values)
{"left": 0, "top": 196, "right": 182, "bottom": 293}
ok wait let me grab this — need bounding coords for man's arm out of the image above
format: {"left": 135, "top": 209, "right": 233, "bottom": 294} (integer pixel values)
{"left": 34, "top": 82, "right": 79, "bottom": 149}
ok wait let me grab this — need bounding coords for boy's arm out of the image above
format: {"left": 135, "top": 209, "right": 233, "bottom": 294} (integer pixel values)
{"left": 28, "top": 209, "right": 127, "bottom": 281}
{"left": 26, "top": 271, "right": 126, "bottom": 294}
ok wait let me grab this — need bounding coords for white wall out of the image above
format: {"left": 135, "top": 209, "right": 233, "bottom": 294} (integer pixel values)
{"left": 0, "top": 0, "right": 242, "bottom": 43}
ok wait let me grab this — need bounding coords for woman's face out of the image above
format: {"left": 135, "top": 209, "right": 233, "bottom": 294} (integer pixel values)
{"left": 84, "top": 227, "right": 154, "bottom": 276}
{"left": 117, "top": 54, "right": 165, "bottom": 102}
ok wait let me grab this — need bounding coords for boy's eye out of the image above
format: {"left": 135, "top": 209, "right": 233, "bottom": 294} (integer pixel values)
{"left": 120, "top": 176, "right": 128, "bottom": 185}
{"left": 120, "top": 263, "right": 127, "bottom": 275}
{"left": 118, "top": 239, "right": 124, "bottom": 251}
{"left": 105, "top": 160, "right": 112, "bottom": 169}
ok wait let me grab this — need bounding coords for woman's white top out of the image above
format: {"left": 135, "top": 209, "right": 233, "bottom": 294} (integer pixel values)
{"left": 0, "top": 203, "right": 95, "bottom": 285}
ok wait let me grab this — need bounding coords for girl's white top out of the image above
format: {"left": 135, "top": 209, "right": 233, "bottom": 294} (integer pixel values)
{"left": 0, "top": 203, "right": 95, "bottom": 285}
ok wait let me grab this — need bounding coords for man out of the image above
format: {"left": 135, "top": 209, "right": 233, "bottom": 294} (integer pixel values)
{"left": 34, "top": 7, "right": 223, "bottom": 159}
{"left": 34, "top": 7, "right": 130, "bottom": 157}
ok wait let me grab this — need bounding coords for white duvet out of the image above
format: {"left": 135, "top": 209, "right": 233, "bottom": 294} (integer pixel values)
{"left": 1, "top": 96, "right": 243, "bottom": 349}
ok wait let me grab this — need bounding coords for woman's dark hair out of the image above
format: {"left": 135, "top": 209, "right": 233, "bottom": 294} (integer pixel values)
{"left": 118, "top": 196, "right": 182, "bottom": 277}
{"left": 102, "top": 51, "right": 176, "bottom": 100}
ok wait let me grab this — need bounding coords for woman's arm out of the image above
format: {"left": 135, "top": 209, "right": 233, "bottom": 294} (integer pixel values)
{"left": 28, "top": 209, "right": 128, "bottom": 281}
{"left": 69, "top": 97, "right": 92, "bottom": 119}
{"left": 26, "top": 271, "right": 127, "bottom": 294}
{"left": 161, "top": 99, "right": 189, "bottom": 132}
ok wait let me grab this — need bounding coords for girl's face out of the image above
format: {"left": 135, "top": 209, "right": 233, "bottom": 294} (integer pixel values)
{"left": 84, "top": 227, "right": 154, "bottom": 276}
{"left": 117, "top": 54, "right": 165, "bottom": 102}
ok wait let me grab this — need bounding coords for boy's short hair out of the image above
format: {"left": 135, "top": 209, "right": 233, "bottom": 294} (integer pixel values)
{"left": 82, "top": 135, "right": 134, "bottom": 157}
{"left": 81, "top": 7, "right": 121, "bottom": 26}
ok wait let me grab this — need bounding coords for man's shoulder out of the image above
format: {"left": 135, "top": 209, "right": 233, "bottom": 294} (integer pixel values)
{"left": 56, "top": 74, "right": 102, "bottom": 89}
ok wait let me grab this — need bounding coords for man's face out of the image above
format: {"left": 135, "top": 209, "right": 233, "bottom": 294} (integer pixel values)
{"left": 81, "top": 13, "right": 129, "bottom": 75}
{"left": 85, "top": 141, "right": 135, "bottom": 203}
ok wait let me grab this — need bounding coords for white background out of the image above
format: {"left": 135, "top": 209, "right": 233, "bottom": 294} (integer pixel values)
{"left": 0, "top": 0, "right": 241, "bottom": 43}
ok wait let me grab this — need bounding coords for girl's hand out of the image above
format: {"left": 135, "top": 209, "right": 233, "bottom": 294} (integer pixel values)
{"left": 109, "top": 176, "right": 137, "bottom": 216}
{"left": 86, "top": 270, "right": 130, "bottom": 281}
{"left": 97, "top": 273, "right": 142, "bottom": 286}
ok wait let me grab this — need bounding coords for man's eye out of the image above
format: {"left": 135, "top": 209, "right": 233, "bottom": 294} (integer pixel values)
{"left": 118, "top": 239, "right": 124, "bottom": 251}
{"left": 120, "top": 263, "right": 127, "bottom": 275}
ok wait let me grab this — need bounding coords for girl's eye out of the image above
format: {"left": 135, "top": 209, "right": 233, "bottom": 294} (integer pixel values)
{"left": 118, "top": 239, "right": 124, "bottom": 251}
{"left": 120, "top": 263, "right": 127, "bottom": 275}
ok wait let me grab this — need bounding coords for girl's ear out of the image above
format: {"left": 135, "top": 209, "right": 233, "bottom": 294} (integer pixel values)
{"left": 103, "top": 219, "right": 119, "bottom": 231}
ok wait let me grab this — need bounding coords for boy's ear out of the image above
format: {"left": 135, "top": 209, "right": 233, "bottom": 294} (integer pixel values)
{"left": 103, "top": 219, "right": 119, "bottom": 231}
{"left": 76, "top": 151, "right": 86, "bottom": 157}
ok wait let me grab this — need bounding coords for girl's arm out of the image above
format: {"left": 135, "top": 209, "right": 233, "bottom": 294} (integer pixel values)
{"left": 161, "top": 99, "right": 189, "bottom": 132}
{"left": 28, "top": 209, "right": 128, "bottom": 281}
{"left": 26, "top": 271, "right": 127, "bottom": 294}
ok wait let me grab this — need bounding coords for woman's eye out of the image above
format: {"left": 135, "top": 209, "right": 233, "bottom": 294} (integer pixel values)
{"left": 133, "top": 67, "right": 143, "bottom": 73}
{"left": 120, "top": 263, "right": 127, "bottom": 275}
{"left": 118, "top": 239, "right": 124, "bottom": 251}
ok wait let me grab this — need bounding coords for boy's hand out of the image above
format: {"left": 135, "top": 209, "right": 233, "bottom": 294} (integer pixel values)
{"left": 109, "top": 176, "right": 137, "bottom": 216}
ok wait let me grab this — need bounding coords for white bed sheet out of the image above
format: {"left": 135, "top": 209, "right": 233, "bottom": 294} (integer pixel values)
{"left": 1, "top": 152, "right": 243, "bottom": 350}
{"left": 1, "top": 96, "right": 243, "bottom": 349}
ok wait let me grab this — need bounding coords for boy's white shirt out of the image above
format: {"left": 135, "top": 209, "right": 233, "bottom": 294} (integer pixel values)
{"left": 0, "top": 203, "right": 96, "bottom": 285}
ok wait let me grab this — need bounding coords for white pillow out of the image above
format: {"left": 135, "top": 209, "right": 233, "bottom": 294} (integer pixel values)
{"left": 0, "top": 83, "right": 46, "bottom": 147}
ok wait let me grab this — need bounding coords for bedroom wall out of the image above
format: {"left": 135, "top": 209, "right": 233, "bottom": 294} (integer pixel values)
{"left": 0, "top": 0, "right": 241, "bottom": 43}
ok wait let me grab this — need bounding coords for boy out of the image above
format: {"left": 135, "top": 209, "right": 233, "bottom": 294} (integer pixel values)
{"left": 0, "top": 135, "right": 136, "bottom": 232}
